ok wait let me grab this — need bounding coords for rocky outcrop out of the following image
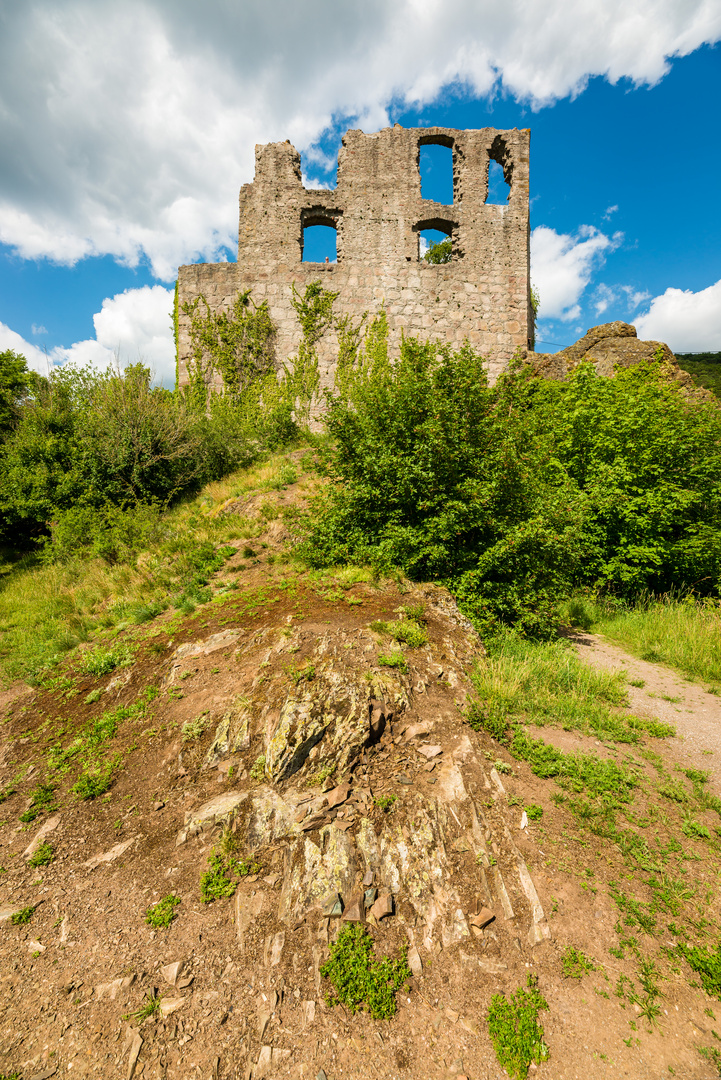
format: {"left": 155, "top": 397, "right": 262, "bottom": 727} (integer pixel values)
{"left": 528, "top": 321, "right": 715, "bottom": 402}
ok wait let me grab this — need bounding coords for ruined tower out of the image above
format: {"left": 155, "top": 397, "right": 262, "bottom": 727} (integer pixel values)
{"left": 176, "top": 124, "right": 531, "bottom": 389}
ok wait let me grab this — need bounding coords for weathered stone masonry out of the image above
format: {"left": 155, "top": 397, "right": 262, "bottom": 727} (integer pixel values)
{"left": 177, "top": 124, "right": 531, "bottom": 390}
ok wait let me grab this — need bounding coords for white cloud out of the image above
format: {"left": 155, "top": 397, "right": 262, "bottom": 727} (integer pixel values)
{"left": 593, "top": 282, "right": 651, "bottom": 316}
{"left": 31, "top": 324, "right": 47, "bottom": 335}
{"left": 0, "top": 1, "right": 718, "bottom": 278}
{"left": 635, "top": 280, "right": 721, "bottom": 351}
{"left": 531, "top": 225, "right": 621, "bottom": 321}
{"left": 0, "top": 285, "right": 176, "bottom": 385}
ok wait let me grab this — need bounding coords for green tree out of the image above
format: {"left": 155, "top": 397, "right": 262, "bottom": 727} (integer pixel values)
{"left": 423, "top": 237, "right": 452, "bottom": 264}
{"left": 0, "top": 350, "right": 36, "bottom": 440}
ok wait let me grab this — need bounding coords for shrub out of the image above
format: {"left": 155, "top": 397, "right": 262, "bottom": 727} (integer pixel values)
{"left": 11, "top": 906, "right": 34, "bottom": 925}
{"left": 487, "top": 975, "right": 549, "bottom": 1079}
{"left": 300, "top": 341, "right": 721, "bottom": 639}
{"left": 320, "top": 923, "right": 411, "bottom": 1019}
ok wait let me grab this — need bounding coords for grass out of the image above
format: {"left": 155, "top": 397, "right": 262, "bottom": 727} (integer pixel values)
{"left": 469, "top": 631, "right": 667, "bottom": 745}
{"left": 374, "top": 795, "right": 397, "bottom": 813}
{"left": 128, "top": 991, "right": 161, "bottom": 1023}
{"left": 377, "top": 651, "right": 408, "bottom": 672}
{"left": 319, "top": 923, "right": 411, "bottom": 1019}
{"left": 487, "top": 975, "right": 549, "bottom": 1080}
{"left": 678, "top": 943, "right": 721, "bottom": 999}
{"left": 561, "top": 593, "right": 721, "bottom": 691}
{"left": 145, "top": 894, "right": 181, "bottom": 928}
{"left": 0, "top": 449, "right": 303, "bottom": 684}
{"left": 250, "top": 754, "right": 266, "bottom": 781}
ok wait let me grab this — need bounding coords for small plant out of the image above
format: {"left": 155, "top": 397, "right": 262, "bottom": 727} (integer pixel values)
{"left": 685, "top": 767, "right": 710, "bottom": 784}
{"left": 28, "top": 842, "right": 54, "bottom": 868}
{"left": 181, "top": 714, "right": 209, "bottom": 742}
{"left": 128, "top": 990, "right": 161, "bottom": 1023}
{"left": 377, "top": 651, "right": 408, "bottom": 673}
{"left": 487, "top": 974, "right": 549, "bottom": 1080}
{"left": 200, "top": 850, "right": 237, "bottom": 903}
{"left": 525, "top": 804, "right": 544, "bottom": 822}
{"left": 682, "top": 818, "right": 712, "bottom": 840}
{"left": 320, "top": 922, "right": 411, "bottom": 1019}
{"left": 374, "top": 794, "right": 397, "bottom": 813}
{"left": 306, "top": 762, "right": 336, "bottom": 787}
{"left": 493, "top": 759, "right": 513, "bottom": 776}
{"left": 628, "top": 678, "right": 646, "bottom": 688}
{"left": 250, "top": 754, "right": 266, "bottom": 781}
{"left": 370, "top": 619, "right": 428, "bottom": 648}
{"left": 84, "top": 687, "right": 103, "bottom": 704}
{"left": 11, "top": 906, "right": 34, "bottom": 925}
{"left": 79, "top": 644, "right": 133, "bottom": 678}
{"left": 289, "top": 662, "right": 315, "bottom": 685}
{"left": 562, "top": 946, "right": 595, "bottom": 979}
{"left": 71, "top": 765, "right": 112, "bottom": 800}
{"left": 19, "top": 782, "right": 57, "bottom": 823}
{"left": 145, "top": 894, "right": 181, "bottom": 928}
{"left": 678, "top": 942, "right": 721, "bottom": 998}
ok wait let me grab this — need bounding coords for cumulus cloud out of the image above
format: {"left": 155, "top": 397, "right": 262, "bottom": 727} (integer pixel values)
{"left": 635, "top": 280, "right": 721, "bottom": 351}
{"left": 0, "top": 1, "right": 718, "bottom": 278}
{"left": 593, "top": 282, "right": 651, "bottom": 316}
{"left": 0, "top": 285, "right": 176, "bottom": 385}
{"left": 531, "top": 224, "right": 621, "bottom": 321}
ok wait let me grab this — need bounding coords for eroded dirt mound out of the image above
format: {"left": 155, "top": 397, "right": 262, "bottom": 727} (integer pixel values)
{"left": 1, "top": 547, "right": 720, "bottom": 1079}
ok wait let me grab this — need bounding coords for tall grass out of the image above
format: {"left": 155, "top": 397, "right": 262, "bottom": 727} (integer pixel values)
{"left": 560, "top": 594, "right": 721, "bottom": 691}
{"left": 0, "top": 450, "right": 304, "bottom": 685}
{"left": 471, "top": 631, "right": 639, "bottom": 743}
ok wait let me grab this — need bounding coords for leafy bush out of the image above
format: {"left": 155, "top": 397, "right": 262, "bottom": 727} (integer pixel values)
{"left": 300, "top": 338, "right": 721, "bottom": 639}
{"left": 678, "top": 943, "right": 721, "bottom": 998}
{"left": 71, "top": 765, "right": 113, "bottom": 800}
{"left": 19, "top": 782, "right": 56, "bottom": 823}
{"left": 320, "top": 923, "right": 411, "bottom": 1019}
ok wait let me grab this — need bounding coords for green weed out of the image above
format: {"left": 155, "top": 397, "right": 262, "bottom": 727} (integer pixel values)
{"left": 145, "top": 894, "right": 181, "bottom": 928}
{"left": 320, "top": 922, "right": 411, "bottom": 1020}
{"left": 27, "top": 842, "right": 54, "bottom": 868}
{"left": 79, "top": 644, "right": 133, "bottom": 677}
{"left": 562, "top": 946, "right": 595, "bottom": 979}
{"left": 128, "top": 991, "right": 161, "bottom": 1023}
{"left": 11, "top": 906, "right": 34, "bottom": 925}
{"left": 370, "top": 619, "right": 428, "bottom": 648}
{"left": 374, "top": 795, "right": 397, "bottom": 813}
{"left": 250, "top": 754, "right": 266, "bottom": 781}
{"left": 377, "top": 651, "right": 408, "bottom": 672}
{"left": 678, "top": 943, "right": 721, "bottom": 998}
{"left": 198, "top": 846, "right": 237, "bottom": 898}
{"left": 19, "top": 782, "right": 56, "bottom": 823}
{"left": 525, "top": 804, "right": 544, "bottom": 821}
{"left": 487, "top": 974, "right": 549, "bottom": 1080}
{"left": 181, "top": 714, "right": 210, "bottom": 743}
{"left": 71, "top": 764, "right": 113, "bottom": 800}
{"left": 306, "top": 762, "right": 336, "bottom": 787}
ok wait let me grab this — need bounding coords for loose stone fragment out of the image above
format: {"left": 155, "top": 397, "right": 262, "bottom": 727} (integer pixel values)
{"left": 341, "top": 894, "right": 365, "bottom": 922}
{"left": 301, "top": 813, "right": 330, "bottom": 832}
{"left": 364, "top": 887, "right": 377, "bottom": 908}
{"left": 469, "top": 907, "right": 495, "bottom": 929}
{"left": 322, "top": 894, "right": 343, "bottom": 918}
{"left": 369, "top": 893, "right": 393, "bottom": 920}
{"left": 159, "top": 997, "right": 185, "bottom": 1017}
{"left": 417, "top": 745, "right": 442, "bottom": 760}
{"left": 160, "top": 961, "right": 185, "bottom": 986}
{"left": 362, "top": 870, "right": 374, "bottom": 887}
{"left": 325, "top": 781, "right": 351, "bottom": 809}
{"left": 408, "top": 945, "right": 422, "bottom": 976}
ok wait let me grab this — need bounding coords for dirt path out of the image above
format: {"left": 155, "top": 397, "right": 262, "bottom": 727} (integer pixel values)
{"left": 568, "top": 627, "right": 721, "bottom": 792}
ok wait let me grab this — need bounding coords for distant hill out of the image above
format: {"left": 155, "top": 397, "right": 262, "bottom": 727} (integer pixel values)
{"left": 676, "top": 352, "right": 721, "bottom": 398}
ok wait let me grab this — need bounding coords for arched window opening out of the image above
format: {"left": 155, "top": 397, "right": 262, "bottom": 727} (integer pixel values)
{"left": 302, "top": 223, "right": 337, "bottom": 263}
{"left": 419, "top": 142, "right": 454, "bottom": 205}
{"left": 416, "top": 220, "right": 453, "bottom": 263}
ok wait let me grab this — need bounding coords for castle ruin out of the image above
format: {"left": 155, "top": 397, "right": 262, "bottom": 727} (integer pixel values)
{"left": 176, "top": 124, "right": 531, "bottom": 390}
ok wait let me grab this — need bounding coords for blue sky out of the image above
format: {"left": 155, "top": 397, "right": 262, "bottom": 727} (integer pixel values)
{"left": 0, "top": 1, "right": 719, "bottom": 385}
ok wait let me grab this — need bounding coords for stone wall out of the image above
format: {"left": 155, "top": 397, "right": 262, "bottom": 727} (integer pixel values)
{"left": 177, "top": 124, "right": 531, "bottom": 392}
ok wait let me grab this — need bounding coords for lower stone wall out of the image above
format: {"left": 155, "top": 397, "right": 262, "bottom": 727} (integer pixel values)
{"left": 176, "top": 259, "right": 530, "bottom": 393}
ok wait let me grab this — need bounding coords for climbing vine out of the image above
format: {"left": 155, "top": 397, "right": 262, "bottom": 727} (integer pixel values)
{"left": 181, "top": 290, "right": 276, "bottom": 406}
